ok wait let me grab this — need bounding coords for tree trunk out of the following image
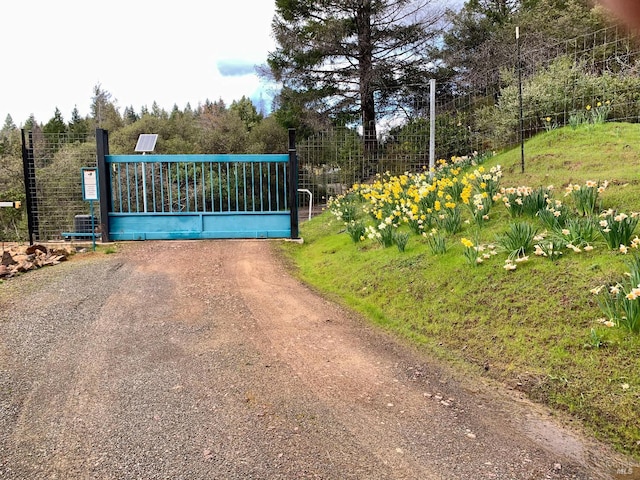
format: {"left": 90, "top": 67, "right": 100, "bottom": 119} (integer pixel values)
{"left": 357, "top": 1, "right": 378, "bottom": 163}
{"left": 361, "top": 89, "right": 377, "bottom": 160}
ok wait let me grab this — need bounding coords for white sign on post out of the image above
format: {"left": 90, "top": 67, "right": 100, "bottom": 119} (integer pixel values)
{"left": 82, "top": 168, "right": 99, "bottom": 201}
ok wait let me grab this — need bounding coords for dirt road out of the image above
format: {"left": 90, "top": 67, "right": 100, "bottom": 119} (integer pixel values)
{"left": 0, "top": 240, "right": 636, "bottom": 479}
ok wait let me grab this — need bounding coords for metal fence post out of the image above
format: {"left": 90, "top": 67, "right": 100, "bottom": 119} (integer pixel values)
{"left": 96, "top": 129, "right": 111, "bottom": 243}
{"left": 517, "top": 26, "right": 525, "bottom": 173}
{"left": 429, "top": 78, "right": 436, "bottom": 175}
{"left": 288, "top": 129, "right": 299, "bottom": 239}
{"left": 20, "top": 129, "right": 38, "bottom": 245}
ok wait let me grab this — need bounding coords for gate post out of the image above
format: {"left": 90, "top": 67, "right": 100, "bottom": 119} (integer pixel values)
{"left": 20, "top": 129, "right": 38, "bottom": 245}
{"left": 288, "top": 129, "right": 299, "bottom": 239}
{"left": 96, "top": 129, "right": 112, "bottom": 243}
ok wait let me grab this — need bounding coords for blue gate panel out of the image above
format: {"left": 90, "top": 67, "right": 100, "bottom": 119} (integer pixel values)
{"left": 104, "top": 153, "right": 293, "bottom": 240}
{"left": 108, "top": 212, "right": 291, "bottom": 240}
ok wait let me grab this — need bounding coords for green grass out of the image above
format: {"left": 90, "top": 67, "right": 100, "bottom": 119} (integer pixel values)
{"left": 101, "top": 245, "right": 119, "bottom": 254}
{"left": 499, "top": 122, "right": 640, "bottom": 210}
{"left": 279, "top": 122, "right": 640, "bottom": 460}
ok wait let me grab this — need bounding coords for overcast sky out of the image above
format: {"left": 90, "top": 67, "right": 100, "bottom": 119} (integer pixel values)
{"left": 0, "top": 0, "right": 278, "bottom": 126}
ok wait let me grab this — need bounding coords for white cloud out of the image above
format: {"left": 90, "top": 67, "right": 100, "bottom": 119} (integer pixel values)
{"left": 0, "top": 0, "right": 276, "bottom": 125}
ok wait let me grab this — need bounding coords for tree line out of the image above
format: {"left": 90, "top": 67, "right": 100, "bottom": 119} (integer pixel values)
{"left": 2, "top": 85, "right": 289, "bottom": 156}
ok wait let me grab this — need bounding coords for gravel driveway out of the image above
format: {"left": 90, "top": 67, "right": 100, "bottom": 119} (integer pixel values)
{"left": 0, "top": 240, "right": 636, "bottom": 479}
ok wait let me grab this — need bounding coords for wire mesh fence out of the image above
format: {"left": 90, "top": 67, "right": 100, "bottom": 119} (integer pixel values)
{"left": 23, "top": 130, "right": 99, "bottom": 243}
{"left": 296, "top": 127, "right": 431, "bottom": 210}
{"left": 297, "top": 25, "right": 640, "bottom": 210}
{"left": 432, "top": 25, "right": 640, "bottom": 154}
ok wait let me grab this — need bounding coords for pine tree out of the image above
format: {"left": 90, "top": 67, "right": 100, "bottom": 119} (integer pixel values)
{"left": 43, "top": 108, "right": 67, "bottom": 136}
{"left": 267, "top": 0, "right": 445, "bottom": 154}
{"left": 123, "top": 106, "right": 139, "bottom": 125}
{"left": 90, "top": 84, "right": 123, "bottom": 132}
{"left": 2, "top": 114, "right": 16, "bottom": 134}
{"left": 230, "top": 96, "right": 263, "bottom": 132}
{"left": 68, "top": 106, "right": 89, "bottom": 139}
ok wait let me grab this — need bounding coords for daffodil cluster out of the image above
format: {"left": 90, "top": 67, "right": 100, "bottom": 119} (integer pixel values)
{"left": 496, "top": 186, "right": 533, "bottom": 217}
{"left": 590, "top": 252, "right": 640, "bottom": 333}
{"left": 598, "top": 209, "right": 640, "bottom": 250}
{"left": 327, "top": 193, "right": 358, "bottom": 223}
{"left": 354, "top": 159, "right": 502, "bottom": 240}
{"left": 459, "top": 165, "right": 502, "bottom": 227}
{"left": 494, "top": 185, "right": 551, "bottom": 218}
{"left": 537, "top": 198, "right": 571, "bottom": 231}
{"left": 564, "top": 180, "right": 608, "bottom": 216}
{"left": 460, "top": 237, "right": 498, "bottom": 266}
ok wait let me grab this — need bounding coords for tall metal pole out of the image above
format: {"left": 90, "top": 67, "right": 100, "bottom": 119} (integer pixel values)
{"left": 288, "top": 129, "right": 299, "bottom": 239}
{"left": 96, "top": 129, "right": 112, "bottom": 243}
{"left": 142, "top": 155, "right": 148, "bottom": 213}
{"left": 517, "top": 26, "right": 525, "bottom": 174}
{"left": 20, "top": 129, "right": 38, "bottom": 245}
{"left": 429, "top": 78, "right": 436, "bottom": 176}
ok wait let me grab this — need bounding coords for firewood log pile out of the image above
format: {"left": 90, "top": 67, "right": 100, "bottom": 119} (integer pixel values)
{"left": 0, "top": 244, "right": 76, "bottom": 279}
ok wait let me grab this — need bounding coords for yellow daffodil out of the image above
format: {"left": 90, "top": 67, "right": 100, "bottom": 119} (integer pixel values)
{"left": 461, "top": 238, "right": 474, "bottom": 248}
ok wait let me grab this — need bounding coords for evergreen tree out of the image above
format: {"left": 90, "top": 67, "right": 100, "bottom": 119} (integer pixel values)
{"left": 23, "top": 114, "right": 39, "bottom": 132}
{"left": 2, "top": 114, "right": 16, "bottom": 134}
{"left": 43, "top": 108, "right": 67, "bottom": 151}
{"left": 43, "top": 108, "right": 66, "bottom": 135}
{"left": 123, "top": 106, "right": 139, "bottom": 125}
{"left": 90, "top": 84, "right": 123, "bottom": 132}
{"left": 68, "top": 106, "right": 89, "bottom": 139}
{"left": 271, "top": 86, "right": 329, "bottom": 138}
{"left": 0, "top": 114, "right": 18, "bottom": 156}
{"left": 267, "top": 0, "right": 445, "bottom": 154}
{"left": 230, "top": 96, "right": 263, "bottom": 132}
{"left": 151, "top": 101, "right": 168, "bottom": 119}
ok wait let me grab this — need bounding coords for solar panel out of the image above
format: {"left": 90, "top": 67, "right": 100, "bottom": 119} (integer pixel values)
{"left": 135, "top": 134, "right": 158, "bottom": 152}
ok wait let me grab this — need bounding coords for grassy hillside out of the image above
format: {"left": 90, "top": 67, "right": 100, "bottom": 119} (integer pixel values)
{"left": 279, "top": 122, "right": 640, "bottom": 459}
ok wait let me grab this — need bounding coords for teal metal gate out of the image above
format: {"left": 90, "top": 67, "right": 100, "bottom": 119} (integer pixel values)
{"left": 96, "top": 129, "right": 299, "bottom": 241}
